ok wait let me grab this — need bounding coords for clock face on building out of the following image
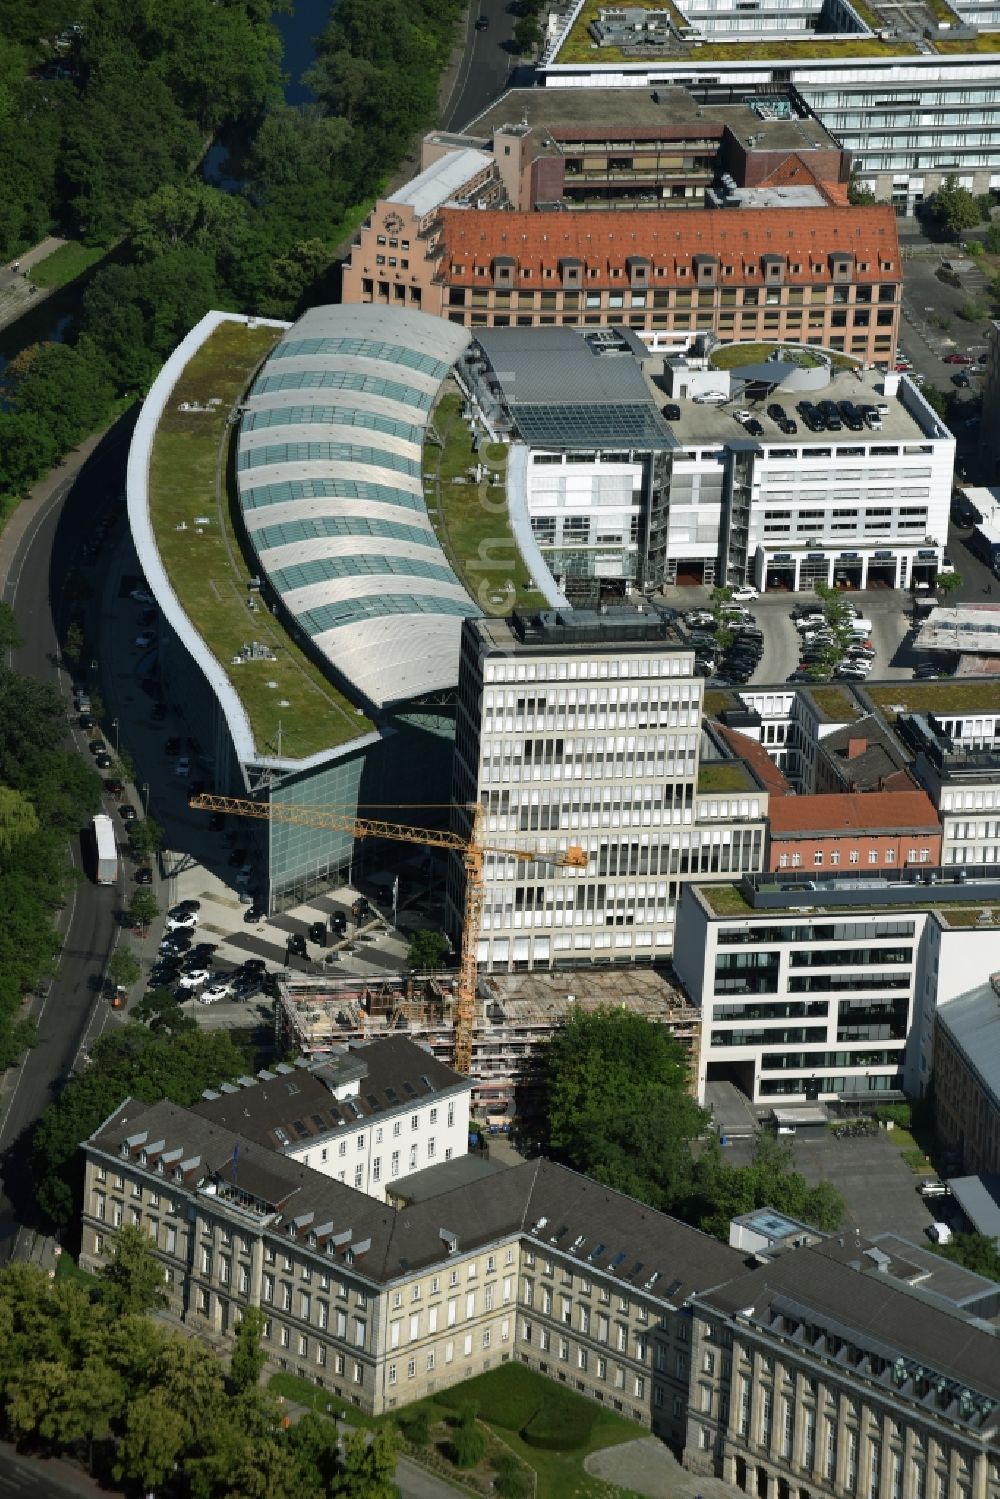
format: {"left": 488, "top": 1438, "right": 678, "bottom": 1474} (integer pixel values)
{"left": 383, "top": 213, "right": 404, "bottom": 234}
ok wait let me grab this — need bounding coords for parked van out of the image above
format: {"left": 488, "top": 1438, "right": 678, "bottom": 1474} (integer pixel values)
{"left": 850, "top": 617, "right": 873, "bottom": 637}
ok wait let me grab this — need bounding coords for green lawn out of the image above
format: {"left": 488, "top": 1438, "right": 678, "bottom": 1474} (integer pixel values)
{"left": 426, "top": 389, "right": 539, "bottom": 615}
{"left": 698, "top": 762, "right": 754, "bottom": 792}
{"left": 148, "top": 319, "right": 373, "bottom": 759}
{"left": 29, "top": 241, "right": 111, "bottom": 288}
{"left": 700, "top": 883, "right": 753, "bottom": 916}
{"left": 54, "top": 1253, "right": 99, "bottom": 1287}
{"left": 270, "top": 1363, "right": 645, "bottom": 1499}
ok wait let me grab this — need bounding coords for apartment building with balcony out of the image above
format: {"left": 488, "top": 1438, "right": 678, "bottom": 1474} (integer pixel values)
{"left": 685, "top": 1232, "right": 1000, "bottom": 1499}
{"left": 448, "top": 607, "right": 767, "bottom": 970}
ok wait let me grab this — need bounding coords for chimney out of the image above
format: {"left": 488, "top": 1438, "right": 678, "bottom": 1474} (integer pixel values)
{"left": 846, "top": 738, "right": 867, "bottom": 760}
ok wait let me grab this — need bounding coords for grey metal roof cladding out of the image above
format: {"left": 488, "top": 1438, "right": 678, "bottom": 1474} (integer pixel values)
{"left": 937, "top": 983, "right": 1000, "bottom": 1104}
{"left": 473, "top": 325, "right": 675, "bottom": 450}
{"left": 237, "top": 306, "right": 479, "bottom": 710}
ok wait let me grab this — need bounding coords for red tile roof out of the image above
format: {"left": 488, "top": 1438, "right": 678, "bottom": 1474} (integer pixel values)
{"left": 437, "top": 203, "right": 899, "bottom": 287}
{"left": 767, "top": 790, "right": 940, "bottom": 837}
{"left": 757, "top": 153, "right": 849, "bottom": 206}
{"left": 713, "top": 723, "right": 794, "bottom": 797}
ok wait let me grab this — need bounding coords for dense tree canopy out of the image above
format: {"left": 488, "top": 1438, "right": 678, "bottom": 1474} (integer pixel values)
{"left": 536, "top": 1008, "right": 844, "bottom": 1240}
{"left": 0, "top": 1242, "right": 395, "bottom": 1496}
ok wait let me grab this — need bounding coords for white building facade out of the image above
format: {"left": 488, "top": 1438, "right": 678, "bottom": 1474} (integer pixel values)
{"left": 449, "top": 609, "right": 767, "bottom": 970}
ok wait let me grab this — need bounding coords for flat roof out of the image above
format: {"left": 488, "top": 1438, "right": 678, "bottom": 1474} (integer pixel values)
{"left": 238, "top": 305, "right": 480, "bottom": 710}
{"left": 662, "top": 367, "right": 942, "bottom": 448}
{"left": 868, "top": 680, "right": 1000, "bottom": 718}
{"left": 915, "top": 604, "right": 1000, "bottom": 658}
{"left": 388, "top": 147, "right": 493, "bottom": 217}
{"left": 473, "top": 326, "right": 673, "bottom": 448}
{"left": 459, "top": 85, "right": 839, "bottom": 153}
{"left": 947, "top": 1176, "right": 1000, "bottom": 1247}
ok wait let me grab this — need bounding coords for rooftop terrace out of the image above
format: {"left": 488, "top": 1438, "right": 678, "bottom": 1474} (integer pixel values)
{"left": 139, "top": 315, "right": 374, "bottom": 764}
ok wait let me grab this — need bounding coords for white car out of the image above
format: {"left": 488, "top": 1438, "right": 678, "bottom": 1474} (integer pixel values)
{"left": 200, "top": 979, "right": 232, "bottom": 1004}
{"left": 178, "top": 968, "right": 210, "bottom": 990}
{"left": 165, "top": 911, "right": 199, "bottom": 932}
{"left": 732, "top": 409, "right": 752, "bottom": 423}
{"left": 795, "top": 614, "right": 826, "bottom": 631}
{"left": 692, "top": 390, "right": 727, "bottom": 405}
{"left": 729, "top": 586, "right": 758, "bottom": 602}
{"left": 174, "top": 756, "right": 190, "bottom": 777}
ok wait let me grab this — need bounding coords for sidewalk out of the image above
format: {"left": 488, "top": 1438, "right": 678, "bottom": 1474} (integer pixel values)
{"left": 586, "top": 1436, "right": 742, "bottom": 1498}
{"left": 0, "top": 234, "right": 66, "bottom": 333}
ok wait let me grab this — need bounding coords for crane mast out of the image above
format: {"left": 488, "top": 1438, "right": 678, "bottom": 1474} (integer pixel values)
{"left": 190, "top": 794, "right": 585, "bottom": 1075}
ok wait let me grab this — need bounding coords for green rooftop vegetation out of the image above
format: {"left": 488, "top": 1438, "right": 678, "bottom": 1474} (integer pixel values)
{"left": 698, "top": 761, "right": 755, "bottom": 792}
{"left": 710, "top": 342, "right": 860, "bottom": 371}
{"left": 424, "top": 388, "right": 541, "bottom": 616}
{"left": 554, "top": 0, "right": 919, "bottom": 62}
{"left": 805, "top": 685, "right": 864, "bottom": 723}
{"left": 148, "top": 319, "right": 374, "bottom": 760}
{"left": 701, "top": 883, "right": 753, "bottom": 915}
{"left": 934, "top": 29, "right": 1000, "bottom": 50}
{"left": 867, "top": 681, "right": 1000, "bottom": 719}
{"left": 703, "top": 687, "right": 740, "bottom": 716}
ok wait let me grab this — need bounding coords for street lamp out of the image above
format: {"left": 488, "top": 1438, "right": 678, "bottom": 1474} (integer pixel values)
{"left": 111, "top": 717, "right": 119, "bottom": 753}
{"left": 141, "top": 783, "right": 150, "bottom": 816}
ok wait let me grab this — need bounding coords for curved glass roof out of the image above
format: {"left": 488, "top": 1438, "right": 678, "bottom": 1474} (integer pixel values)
{"left": 236, "top": 305, "right": 479, "bottom": 709}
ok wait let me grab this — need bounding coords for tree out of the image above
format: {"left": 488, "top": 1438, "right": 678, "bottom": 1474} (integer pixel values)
{"left": 936, "top": 570, "right": 962, "bottom": 595}
{"left": 938, "top": 1231, "right": 1000, "bottom": 1281}
{"left": 62, "top": 621, "right": 85, "bottom": 668}
{"left": 929, "top": 175, "right": 981, "bottom": 237}
{"left": 129, "top": 816, "right": 163, "bottom": 859}
{"left": 407, "top": 929, "right": 449, "bottom": 968}
{"left": 847, "top": 169, "right": 876, "bottom": 205}
{"left": 96, "top": 1225, "right": 168, "bottom": 1317}
{"left": 0, "top": 785, "right": 38, "bottom": 854}
{"left": 134, "top": 986, "right": 195, "bottom": 1035}
{"left": 985, "top": 222, "right": 1000, "bottom": 255}
{"left": 229, "top": 1307, "right": 267, "bottom": 1395}
{"left": 685, "top": 1135, "right": 844, "bottom": 1240}
{"left": 513, "top": 13, "right": 541, "bottom": 53}
{"left": 539, "top": 1007, "right": 707, "bottom": 1210}
{"left": 921, "top": 383, "right": 947, "bottom": 419}
{"left": 813, "top": 580, "right": 859, "bottom": 675}
{"left": 128, "top": 889, "right": 159, "bottom": 933}
{"left": 107, "top": 945, "right": 141, "bottom": 992}
{"left": 0, "top": 601, "right": 21, "bottom": 651}
{"left": 330, "top": 1425, "right": 399, "bottom": 1499}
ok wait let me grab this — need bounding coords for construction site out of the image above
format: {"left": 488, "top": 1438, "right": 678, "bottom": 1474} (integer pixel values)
{"left": 274, "top": 967, "right": 701, "bottom": 1122}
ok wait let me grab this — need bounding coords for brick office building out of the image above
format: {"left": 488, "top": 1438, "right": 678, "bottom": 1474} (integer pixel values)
{"left": 766, "top": 791, "right": 942, "bottom": 874}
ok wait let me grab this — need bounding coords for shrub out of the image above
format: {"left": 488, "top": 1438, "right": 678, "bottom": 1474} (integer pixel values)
{"left": 449, "top": 1424, "right": 487, "bottom": 1469}
{"left": 400, "top": 1407, "right": 431, "bottom": 1446}
{"left": 495, "top": 1468, "right": 532, "bottom": 1498}
{"left": 436, "top": 1366, "right": 540, "bottom": 1430}
{"left": 875, "top": 1102, "right": 912, "bottom": 1128}
{"left": 521, "top": 1401, "right": 596, "bottom": 1451}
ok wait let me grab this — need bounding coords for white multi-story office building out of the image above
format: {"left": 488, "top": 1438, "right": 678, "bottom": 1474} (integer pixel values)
{"left": 448, "top": 608, "right": 767, "bottom": 970}
{"left": 192, "top": 1040, "right": 471, "bottom": 1204}
{"left": 901, "top": 708, "right": 1000, "bottom": 867}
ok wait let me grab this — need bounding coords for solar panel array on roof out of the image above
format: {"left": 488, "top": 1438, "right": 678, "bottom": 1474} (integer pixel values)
{"left": 235, "top": 305, "right": 480, "bottom": 709}
{"left": 510, "top": 400, "right": 673, "bottom": 448}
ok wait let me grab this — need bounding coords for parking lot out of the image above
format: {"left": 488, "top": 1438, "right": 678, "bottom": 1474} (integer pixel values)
{"left": 789, "top": 1130, "right": 945, "bottom": 1243}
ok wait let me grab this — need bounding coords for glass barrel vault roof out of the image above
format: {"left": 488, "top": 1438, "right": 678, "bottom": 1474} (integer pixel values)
{"left": 236, "top": 306, "right": 479, "bottom": 710}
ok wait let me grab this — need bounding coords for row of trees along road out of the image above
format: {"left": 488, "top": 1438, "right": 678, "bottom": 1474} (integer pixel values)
{"left": 537, "top": 1007, "right": 845, "bottom": 1241}
{"left": 0, "top": 0, "right": 468, "bottom": 515}
{"left": 0, "top": 1231, "right": 398, "bottom": 1498}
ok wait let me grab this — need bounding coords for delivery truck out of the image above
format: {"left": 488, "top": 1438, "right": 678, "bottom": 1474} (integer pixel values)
{"left": 92, "top": 813, "right": 118, "bottom": 885}
{"left": 969, "top": 519, "right": 1000, "bottom": 574}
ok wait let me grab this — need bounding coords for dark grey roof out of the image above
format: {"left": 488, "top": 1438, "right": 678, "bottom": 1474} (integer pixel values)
{"left": 947, "top": 1176, "right": 1000, "bottom": 1248}
{"left": 390, "top": 1154, "right": 511, "bottom": 1203}
{"left": 87, "top": 1098, "right": 743, "bottom": 1299}
{"left": 522, "top": 1159, "right": 744, "bottom": 1302}
{"left": 192, "top": 1037, "right": 468, "bottom": 1153}
{"left": 936, "top": 985, "right": 1000, "bottom": 1104}
{"left": 697, "top": 1238, "right": 1000, "bottom": 1405}
{"left": 473, "top": 326, "right": 674, "bottom": 449}
{"left": 817, "top": 713, "right": 910, "bottom": 791}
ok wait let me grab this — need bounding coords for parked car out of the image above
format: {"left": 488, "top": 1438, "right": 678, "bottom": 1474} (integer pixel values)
{"left": 918, "top": 1180, "right": 950, "bottom": 1198}
{"left": 135, "top": 867, "right": 153, "bottom": 885}
{"left": 168, "top": 900, "right": 200, "bottom": 918}
{"left": 662, "top": 403, "right": 681, "bottom": 421}
{"left": 200, "top": 979, "right": 232, "bottom": 1004}
{"left": 287, "top": 933, "right": 307, "bottom": 957}
{"left": 134, "top": 632, "right": 155, "bottom": 650}
{"left": 308, "top": 919, "right": 328, "bottom": 946}
{"left": 474, "top": 13, "right": 489, "bottom": 26}
{"left": 942, "top": 353, "right": 973, "bottom": 365}
{"left": 78, "top": 713, "right": 94, "bottom": 730}
{"left": 119, "top": 803, "right": 138, "bottom": 823}
{"left": 174, "top": 756, "right": 190, "bottom": 776}
{"left": 244, "top": 904, "right": 267, "bottom": 924}
{"left": 130, "top": 587, "right": 154, "bottom": 603}
{"left": 88, "top": 739, "right": 106, "bottom": 756}
{"left": 743, "top": 418, "right": 764, "bottom": 437}
{"left": 729, "top": 585, "right": 758, "bottom": 602}
{"left": 331, "top": 912, "right": 348, "bottom": 936}
{"left": 96, "top": 752, "right": 113, "bottom": 769}
{"left": 178, "top": 968, "right": 210, "bottom": 990}
{"left": 952, "top": 372, "right": 971, "bottom": 387}
{"left": 165, "top": 911, "right": 199, "bottom": 932}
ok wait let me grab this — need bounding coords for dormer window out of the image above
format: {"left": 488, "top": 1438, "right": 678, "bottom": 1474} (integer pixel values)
{"left": 829, "top": 252, "right": 854, "bottom": 282}
{"left": 626, "top": 254, "right": 651, "bottom": 287}
{"left": 492, "top": 254, "right": 515, "bottom": 286}
{"left": 762, "top": 254, "right": 784, "bottom": 284}
{"left": 692, "top": 253, "right": 717, "bottom": 286}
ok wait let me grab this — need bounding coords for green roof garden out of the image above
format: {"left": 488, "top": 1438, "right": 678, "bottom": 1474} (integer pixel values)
{"left": 423, "top": 387, "right": 541, "bottom": 616}
{"left": 698, "top": 761, "right": 756, "bottom": 793}
{"left": 867, "top": 681, "right": 1000, "bottom": 720}
{"left": 700, "top": 883, "right": 754, "bottom": 916}
{"left": 804, "top": 685, "right": 864, "bottom": 723}
{"left": 148, "top": 320, "right": 374, "bottom": 761}
{"left": 710, "top": 343, "right": 860, "bottom": 371}
{"left": 699, "top": 881, "right": 1000, "bottom": 925}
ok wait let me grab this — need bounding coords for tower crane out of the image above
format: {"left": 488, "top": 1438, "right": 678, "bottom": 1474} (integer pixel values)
{"left": 189, "top": 795, "right": 587, "bottom": 1074}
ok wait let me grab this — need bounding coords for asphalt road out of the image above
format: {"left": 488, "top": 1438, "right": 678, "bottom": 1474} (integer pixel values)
{"left": 443, "top": 0, "right": 521, "bottom": 132}
{"left": 0, "top": 425, "right": 132, "bottom": 1263}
